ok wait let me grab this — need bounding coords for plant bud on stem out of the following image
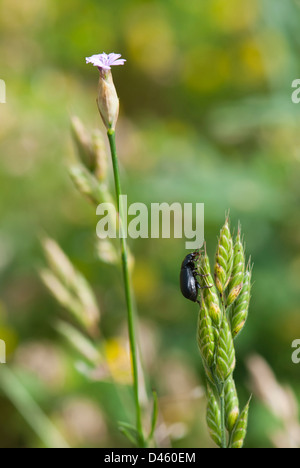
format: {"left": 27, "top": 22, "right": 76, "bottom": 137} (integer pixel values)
{"left": 97, "top": 70, "right": 119, "bottom": 131}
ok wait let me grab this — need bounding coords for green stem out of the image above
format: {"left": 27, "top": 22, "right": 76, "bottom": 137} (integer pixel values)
{"left": 107, "top": 129, "right": 145, "bottom": 447}
{"left": 218, "top": 294, "right": 228, "bottom": 448}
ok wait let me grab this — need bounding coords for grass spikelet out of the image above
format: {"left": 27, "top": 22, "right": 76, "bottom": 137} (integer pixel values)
{"left": 214, "top": 216, "right": 234, "bottom": 294}
{"left": 227, "top": 226, "right": 245, "bottom": 306}
{"left": 224, "top": 375, "right": 239, "bottom": 433}
{"left": 206, "top": 386, "right": 222, "bottom": 448}
{"left": 197, "top": 301, "right": 216, "bottom": 368}
{"left": 199, "top": 248, "right": 222, "bottom": 327}
{"left": 230, "top": 398, "right": 251, "bottom": 448}
{"left": 215, "top": 315, "right": 236, "bottom": 383}
{"left": 230, "top": 263, "right": 252, "bottom": 339}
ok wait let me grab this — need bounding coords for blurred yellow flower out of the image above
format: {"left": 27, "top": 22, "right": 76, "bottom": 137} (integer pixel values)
{"left": 132, "top": 262, "right": 158, "bottom": 303}
{"left": 183, "top": 46, "right": 231, "bottom": 94}
{"left": 124, "top": 5, "right": 177, "bottom": 81}
{"left": 238, "top": 39, "right": 265, "bottom": 84}
{"left": 210, "top": 0, "right": 260, "bottom": 32}
{"left": 104, "top": 338, "right": 132, "bottom": 385}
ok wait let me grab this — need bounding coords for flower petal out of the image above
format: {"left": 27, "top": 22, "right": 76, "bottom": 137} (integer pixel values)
{"left": 110, "top": 59, "right": 126, "bottom": 66}
{"left": 108, "top": 53, "right": 122, "bottom": 62}
{"left": 86, "top": 52, "right": 126, "bottom": 70}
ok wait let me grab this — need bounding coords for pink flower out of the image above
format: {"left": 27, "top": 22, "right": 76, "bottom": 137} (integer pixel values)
{"left": 85, "top": 53, "right": 126, "bottom": 71}
{"left": 85, "top": 53, "right": 126, "bottom": 130}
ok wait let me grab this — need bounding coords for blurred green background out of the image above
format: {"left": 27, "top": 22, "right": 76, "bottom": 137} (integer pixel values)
{"left": 0, "top": 0, "right": 300, "bottom": 448}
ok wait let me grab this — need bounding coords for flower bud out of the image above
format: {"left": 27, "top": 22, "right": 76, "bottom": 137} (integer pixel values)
{"left": 86, "top": 53, "right": 126, "bottom": 131}
{"left": 97, "top": 70, "right": 120, "bottom": 131}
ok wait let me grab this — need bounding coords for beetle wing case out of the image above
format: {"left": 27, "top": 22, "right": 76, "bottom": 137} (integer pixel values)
{"left": 180, "top": 251, "right": 200, "bottom": 303}
{"left": 180, "top": 267, "right": 198, "bottom": 301}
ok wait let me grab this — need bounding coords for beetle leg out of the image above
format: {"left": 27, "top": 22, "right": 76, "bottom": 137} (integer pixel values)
{"left": 196, "top": 282, "right": 213, "bottom": 289}
{"left": 193, "top": 268, "right": 209, "bottom": 278}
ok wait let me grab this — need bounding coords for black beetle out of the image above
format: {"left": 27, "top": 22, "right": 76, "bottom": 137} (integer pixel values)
{"left": 180, "top": 250, "right": 210, "bottom": 304}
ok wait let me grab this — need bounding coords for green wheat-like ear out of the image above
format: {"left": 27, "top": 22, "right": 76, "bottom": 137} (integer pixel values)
{"left": 194, "top": 215, "right": 252, "bottom": 448}
{"left": 214, "top": 216, "right": 234, "bottom": 294}
{"left": 230, "top": 398, "right": 251, "bottom": 448}
{"left": 206, "top": 386, "right": 222, "bottom": 448}
{"left": 229, "top": 263, "right": 252, "bottom": 339}
{"left": 215, "top": 314, "right": 236, "bottom": 383}
{"left": 224, "top": 375, "right": 239, "bottom": 433}
{"left": 227, "top": 226, "right": 245, "bottom": 306}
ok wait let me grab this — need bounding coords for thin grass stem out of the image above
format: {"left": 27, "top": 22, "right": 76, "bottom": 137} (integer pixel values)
{"left": 107, "top": 128, "right": 145, "bottom": 447}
